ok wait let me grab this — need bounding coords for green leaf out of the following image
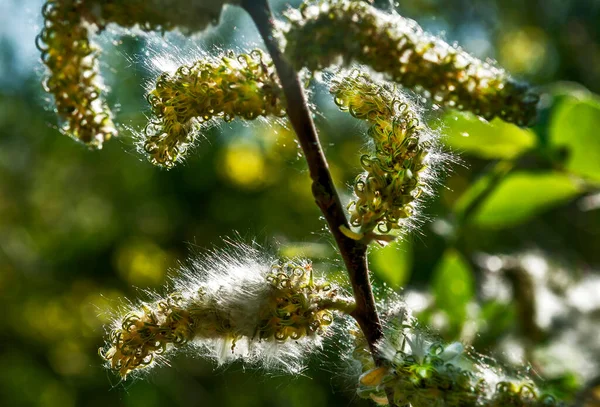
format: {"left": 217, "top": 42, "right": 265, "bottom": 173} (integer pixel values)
{"left": 368, "top": 238, "right": 412, "bottom": 289}
{"left": 435, "top": 111, "right": 537, "bottom": 159}
{"left": 454, "top": 161, "right": 514, "bottom": 223}
{"left": 472, "top": 171, "right": 582, "bottom": 228}
{"left": 550, "top": 96, "right": 600, "bottom": 182}
{"left": 432, "top": 249, "right": 474, "bottom": 327}
{"left": 547, "top": 81, "right": 594, "bottom": 104}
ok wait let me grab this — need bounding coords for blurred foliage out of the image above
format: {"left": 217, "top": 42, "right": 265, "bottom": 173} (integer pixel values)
{"left": 1, "top": 0, "right": 600, "bottom": 406}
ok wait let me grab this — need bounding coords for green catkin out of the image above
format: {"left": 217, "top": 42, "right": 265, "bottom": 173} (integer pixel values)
{"left": 38, "top": 0, "right": 237, "bottom": 148}
{"left": 330, "top": 71, "right": 431, "bottom": 236}
{"left": 143, "top": 50, "right": 286, "bottom": 168}
{"left": 100, "top": 260, "right": 351, "bottom": 378}
{"left": 352, "top": 328, "right": 564, "bottom": 407}
{"left": 285, "top": 0, "right": 539, "bottom": 126}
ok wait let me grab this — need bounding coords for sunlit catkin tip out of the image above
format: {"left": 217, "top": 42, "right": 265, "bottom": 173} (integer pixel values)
{"left": 330, "top": 71, "right": 436, "bottom": 236}
{"left": 100, "top": 242, "right": 353, "bottom": 378}
{"left": 284, "top": 0, "right": 539, "bottom": 126}
{"left": 141, "top": 50, "right": 286, "bottom": 168}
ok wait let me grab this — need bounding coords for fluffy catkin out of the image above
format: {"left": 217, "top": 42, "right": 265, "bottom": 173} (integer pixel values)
{"left": 330, "top": 70, "right": 438, "bottom": 237}
{"left": 142, "top": 50, "right": 286, "bottom": 168}
{"left": 284, "top": 0, "right": 539, "bottom": 126}
{"left": 100, "top": 242, "right": 354, "bottom": 378}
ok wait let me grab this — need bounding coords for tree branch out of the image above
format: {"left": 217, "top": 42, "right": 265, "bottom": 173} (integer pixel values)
{"left": 241, "top": 1, "right": 394, "bottom": 403}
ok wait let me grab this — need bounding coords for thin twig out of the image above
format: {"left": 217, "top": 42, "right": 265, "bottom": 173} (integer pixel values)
{"left": 240, "top": 1, "right": 395, "bottom": 404}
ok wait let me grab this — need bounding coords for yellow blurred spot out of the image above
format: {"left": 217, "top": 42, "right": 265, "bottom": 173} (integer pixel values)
{"left": 360, "top": 366, "right": 389, "bottom": 386}
{"left": 370, "top": 393, "right": 389, "bottom": 405}
{"left": 279, "top": 242, "right": 334, "bottom": 259}
{"left": 115, "top": 239, "right": 170, "bottom": 287}
{"left": 583, "top": 383, "right": 600, "bottom": 407}
{"left": 499, "top": 27, "right": 548, "bottom": 74}
{"left": 221, "top": 142, "right": 267, "bottom": 189}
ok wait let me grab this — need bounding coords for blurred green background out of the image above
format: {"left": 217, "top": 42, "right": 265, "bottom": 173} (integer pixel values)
{"left": 1, "top": 0, "right": 600, "bottom": 406}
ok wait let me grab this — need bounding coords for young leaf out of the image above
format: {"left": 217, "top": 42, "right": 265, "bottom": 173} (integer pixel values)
{"left": 550, "top": 96, "right": 600, "bottom": 183}
{"left": 472, "top": 171, "right": 582, "bottom": 228}
{"left": 368, "top": 238, "right": 412, "bottom": 289}
{"left": 436, "top": 112, "right": 537, "bottom": 159}
{"left": 432, "top": 249, "right": 474, "bottom": 331}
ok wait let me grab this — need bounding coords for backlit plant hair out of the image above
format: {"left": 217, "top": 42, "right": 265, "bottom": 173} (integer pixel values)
{"left": 100, "top": 242, "right": 354, "bottom": 378}
{"left": 142, "top": 50, "right": 286, "bottom": 167}
{"left": 35, "top": 0, "right": 558, "bottom": 406}
{"left": 330, "top": 70, "right": 438, "bottom": 240}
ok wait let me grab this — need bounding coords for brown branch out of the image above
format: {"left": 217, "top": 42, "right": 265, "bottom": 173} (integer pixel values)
{"left": 240, "top": 0, "right": 394, "bottom": 404}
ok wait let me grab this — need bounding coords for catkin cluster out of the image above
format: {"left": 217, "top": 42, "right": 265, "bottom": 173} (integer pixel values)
{"left": 330, "top": 71, "right": 433, "bottom": 236}
{"left": 143, "top": 50, "right": 286, "bottom": 168}
{"left": 284, "top": 0, "right": 539, "bottom": 126}
{"left": 353, "top": 327, "right": 563, "bottom": 407}
{"left": 38, "top": 0, "right": 237, "bottom": 148}
{"left": 100, "top": 246, "right": 353, "bottom": 378}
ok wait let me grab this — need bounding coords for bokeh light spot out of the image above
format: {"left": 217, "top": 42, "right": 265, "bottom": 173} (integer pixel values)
{"left": 221, "top": 142, "right": 267, "bottom": 189}
{"left": 115, "top": 239, "right": 171, "bottom": 287}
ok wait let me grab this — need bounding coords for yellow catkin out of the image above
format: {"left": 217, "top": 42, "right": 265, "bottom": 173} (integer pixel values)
{"left": 37, "top": 1, "right": 117, "bottom": 148}
{"left": 143, "top": 50, "right": 286, "bottom": 168}
{"left": 100, "top": 260, "right": 351, "bottom": 378}
{"left": 285, "top": 0, "right": 539, "bottom": 126}
{"left": 330, "top": 71, "right": 431, "bottom": 236}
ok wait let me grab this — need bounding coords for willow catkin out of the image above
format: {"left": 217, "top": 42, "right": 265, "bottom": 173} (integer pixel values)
{"left": 330, "top": 71, "right": 435, "bottom": 236}
{"left": 285, "top": 0, "right": 539, "bottom": 126}
{"left": 37, "top": 1, "right": 117, "bottom": 148}
{"left": 100, "top": 242, "right": 353, "bottom": 378}
{"left": 142, "top": 50, "right": 286, "bottom": 168}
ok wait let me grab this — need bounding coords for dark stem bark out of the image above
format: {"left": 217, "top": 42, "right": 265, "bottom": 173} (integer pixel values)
{"left": 241, "top": 1, "right": 394, "bottom": 404}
